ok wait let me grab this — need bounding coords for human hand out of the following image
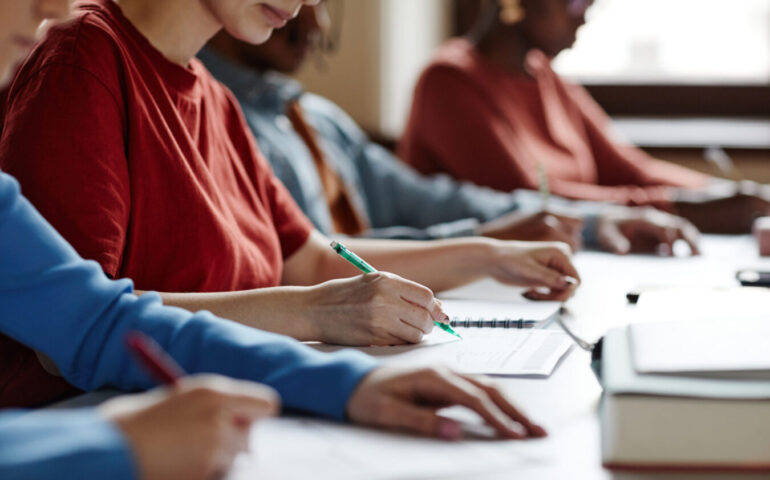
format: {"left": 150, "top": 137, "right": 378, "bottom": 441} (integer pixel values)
{"left": 346, "top": 366, "right": 546, "bottom": 440}
{"left": 477, "top": 240, "right": 579, "bottom": 301}
{"left": 674, "top": 181, "right": 770, "bottom": 233}
{"left": 304, "top": 272, "right": 448, "bottom": 346}
{"left": 476, "top": 210, "right": 584, "bottom": 252}
{"left": 596, "top": 206, "right": 701, "bottom": 255}
{"left": 100, "top": 375, "right": 279, "bottom": 480}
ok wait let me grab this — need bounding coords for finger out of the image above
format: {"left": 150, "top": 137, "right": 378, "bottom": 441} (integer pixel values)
{"left": 377, "top": 317, "right": 424, "bottom": 345}
{"left": 523, "top": 287, "right": 573, "bottom": 302}
{"left": 419, "top": 371, "right": 527, "bottom": 439}
{"left": 461, "top": 376, "right": 547, "bottom": 437}
{"left": 391, "top": 276, "right": 445, "bottom": 322}
{"left": 430, "top": 299, "right": 449, "bottom": 324}
{"left": 396, "top": 303, "right": 435, "bottom": 334}
{"left": 376, "top": 332, "right": 412, "bottom": 346}
{"left": 544, "top": 248, "right": 581, "bottom": 283}
{"left": 627, "top": 220, "right": 678, "bottom": 251}
{"left": 372, "top": 396, "right": 461, "bottom": 439}
{"left": 550, "top": 213, "right": 584, "bottom": 231}
{"left": 210, "top": 422, "right": 251, "bottom": 478}
{"left": 541, "top": 225, "right": 580, "bottom": 253}
{"left": 598, "top": 222, "right": 630, "bottom": 255}
{"left": 678, "top": 223, "right": 701, "bottom": 256}
{"left": 510, "top": 258, "right": 575, "bottom": 291}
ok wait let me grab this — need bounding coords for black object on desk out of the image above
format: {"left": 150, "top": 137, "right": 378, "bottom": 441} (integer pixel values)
{"left": 736, "top": 269, "right": 770, "bottom": 287}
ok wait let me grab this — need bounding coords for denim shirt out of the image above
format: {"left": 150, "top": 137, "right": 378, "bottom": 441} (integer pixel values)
{"left": 198, "top": 48, "right": 540, "bottom": 240}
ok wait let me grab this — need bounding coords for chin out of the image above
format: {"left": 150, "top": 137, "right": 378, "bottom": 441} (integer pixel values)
{"left": 226, "top": 20, "right": 277, "bottom": 46}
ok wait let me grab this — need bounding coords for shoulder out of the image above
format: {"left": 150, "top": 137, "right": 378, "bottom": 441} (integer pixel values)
{"left": 0, "top": 172, "right": 20, "bottom": 213}
{"left": 9, "top": 11, "right": 129, "bottom": 103}
{"left": 415, "top": 39, "right": 489, "bottom": 98}
{"left": 300, "top": 93, "right": 365, "bottom": 141}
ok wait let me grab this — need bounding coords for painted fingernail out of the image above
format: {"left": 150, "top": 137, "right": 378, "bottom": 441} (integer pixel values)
{"left": 438, "top": 419, "right": 461, "bottom": 440}
{"left": 562, "top": 276, "right": 578, "bottom": 286}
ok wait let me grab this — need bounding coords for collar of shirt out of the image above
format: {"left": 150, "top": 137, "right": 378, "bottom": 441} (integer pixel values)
{"left": 198, "top": 47, "right": 303, "bottom": 113}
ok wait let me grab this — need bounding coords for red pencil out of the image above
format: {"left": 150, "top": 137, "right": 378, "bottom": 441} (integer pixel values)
{"left": 125, "top": 331, "right": 186, "bottom": 385}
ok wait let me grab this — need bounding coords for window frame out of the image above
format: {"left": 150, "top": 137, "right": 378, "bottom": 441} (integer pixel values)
{"left": 452, "top": 0, "right": 770, "bottom": 118}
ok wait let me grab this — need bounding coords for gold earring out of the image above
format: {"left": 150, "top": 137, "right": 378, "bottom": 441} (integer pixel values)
{"left": 499, "top": 0, "right": 525, "bottom": 25}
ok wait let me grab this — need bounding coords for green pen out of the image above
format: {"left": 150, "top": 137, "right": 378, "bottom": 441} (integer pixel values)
{"left": 330, "top": 240, "right": 462, "bottom": 339}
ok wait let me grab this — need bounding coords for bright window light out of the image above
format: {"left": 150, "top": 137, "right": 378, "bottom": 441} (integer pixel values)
{"left": 553, "top": 0, "right": 770, "bottom": 84}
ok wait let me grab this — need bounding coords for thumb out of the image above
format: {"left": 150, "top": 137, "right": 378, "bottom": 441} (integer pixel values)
{"left": 218, "top": 382, "right": 282, "bottom": 423}
{"left": 599, "top": 221, "right": 631, "bottom": 255}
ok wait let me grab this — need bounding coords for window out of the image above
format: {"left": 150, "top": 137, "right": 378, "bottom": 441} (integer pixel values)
{"left": 553, "top": 0, "right": 770, "bottom": 85}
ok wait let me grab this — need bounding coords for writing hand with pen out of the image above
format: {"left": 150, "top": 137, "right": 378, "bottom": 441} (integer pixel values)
{"left": 105, "top": 332, "right": 545, "bottom": 480}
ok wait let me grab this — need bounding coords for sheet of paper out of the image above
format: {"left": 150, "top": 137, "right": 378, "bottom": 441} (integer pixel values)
{"left": 631, "top": 317, "right": 770, "bottom": 376}
{"left": 315, "top": 328, "right": 572, "bottom": 377}
{"left": 227, "top": 417, "right": 543, "bottom": 480}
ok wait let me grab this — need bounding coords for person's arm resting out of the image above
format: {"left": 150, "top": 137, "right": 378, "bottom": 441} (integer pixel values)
{"left": 0, "top": 174, "right": 377, "bottom": 419}
{"left": 0, "top": 410, "right": 135, "bottom": 480}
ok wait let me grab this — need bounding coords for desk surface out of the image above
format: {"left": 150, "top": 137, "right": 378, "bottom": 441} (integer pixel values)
{"left": 233, "top": 236, "right": 770, "bottom": 480}
{"left": 58, "top": 236, "right": 770, "bottom": 479}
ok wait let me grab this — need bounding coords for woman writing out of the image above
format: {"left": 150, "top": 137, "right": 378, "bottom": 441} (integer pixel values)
{"left": 0, "top": 0, "right": 578, "bottom": 407}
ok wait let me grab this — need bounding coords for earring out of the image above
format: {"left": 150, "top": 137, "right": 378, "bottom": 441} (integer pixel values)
{"left": 499, "top": 0, "right": 525, "bottom": 25}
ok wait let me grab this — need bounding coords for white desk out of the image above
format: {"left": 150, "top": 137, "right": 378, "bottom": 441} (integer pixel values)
{"left": 229, "top": 236, "right": 770, "bottom": 480}
{"left": 55, "top": 236, "right": 770, "bottom": 479}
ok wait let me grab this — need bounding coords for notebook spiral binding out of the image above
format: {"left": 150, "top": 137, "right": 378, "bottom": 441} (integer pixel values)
{"left": 448, "top": 317, "right": 537, "bottom": 329}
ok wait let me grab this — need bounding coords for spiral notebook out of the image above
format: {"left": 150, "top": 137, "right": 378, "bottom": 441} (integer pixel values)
{"left": 441, "top": 299, "right": 562, "bottom": 329}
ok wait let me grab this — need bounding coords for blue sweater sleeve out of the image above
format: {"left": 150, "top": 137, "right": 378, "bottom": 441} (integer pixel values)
{"left": 0, "top": 410, "right": 136, "bottom": 480}
{"left": 0, "top": 172, "right": 378, "bottom": 420}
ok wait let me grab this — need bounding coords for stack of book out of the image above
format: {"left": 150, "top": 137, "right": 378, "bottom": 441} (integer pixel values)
{"left": 598, "top": 319, "right": 770, "bottom": 472}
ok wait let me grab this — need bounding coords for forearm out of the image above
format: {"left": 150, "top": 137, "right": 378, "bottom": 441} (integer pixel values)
{"left": 0, "top": 411, "right": 136, "bottom": 480}
{"left": 139, "top": 287, "right": 318, "bottom": 341}
{"left": 0, "top": 176, "right": 377, "bottom": 419}
{"left": 326, "top": 237, "right": 496, "bottom": 293}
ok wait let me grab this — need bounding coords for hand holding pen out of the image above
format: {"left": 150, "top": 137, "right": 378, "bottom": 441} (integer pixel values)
{"left": 331, "top": 241, "right": 462, "bottom": 340}
{"left": 97, "top": 332, "right": 279, "bottom": 480}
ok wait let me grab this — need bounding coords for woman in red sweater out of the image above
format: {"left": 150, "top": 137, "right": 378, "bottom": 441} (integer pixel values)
{"left": 401, "top": 0, "right": 770, "bottom": 234}
{"left": 0, "top": 0, "right": 580, "bottom": 405}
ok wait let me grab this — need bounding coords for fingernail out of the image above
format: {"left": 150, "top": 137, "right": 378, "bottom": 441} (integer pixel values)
{"left": 562, "top": 276, "right": 578, "bottom": 287}
{"left": 438, "top": 419, "right": 461, "bottom": 440}
{"left": 441, "top": 313, "right": 450, "bottom": 324}
{"left": 501, "top": 424, "right": 525, "bottom": 439}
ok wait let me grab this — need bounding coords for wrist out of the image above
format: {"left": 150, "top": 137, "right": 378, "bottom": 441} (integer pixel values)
{"left": 291, "top": 285, "right": 325, "bottom": 342}
{"left": 461, "top": 237, "right": 505, "bottom": 279}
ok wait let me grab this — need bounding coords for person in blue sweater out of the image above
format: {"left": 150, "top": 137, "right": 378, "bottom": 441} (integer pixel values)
{"left": 0, "top": 0, "right": 545, "bottom": 479}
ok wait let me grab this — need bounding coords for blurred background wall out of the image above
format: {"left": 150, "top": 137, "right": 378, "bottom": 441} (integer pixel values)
{"left": 295, "top": 0, "right": 451, "bottom": 138}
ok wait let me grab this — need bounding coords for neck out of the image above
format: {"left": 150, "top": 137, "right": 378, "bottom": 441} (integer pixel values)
{"left": 115, "top": 0, "right": 222, "bottom": 67}
{"left": 473, "top": 27, "right": 530, "bottom": 76}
